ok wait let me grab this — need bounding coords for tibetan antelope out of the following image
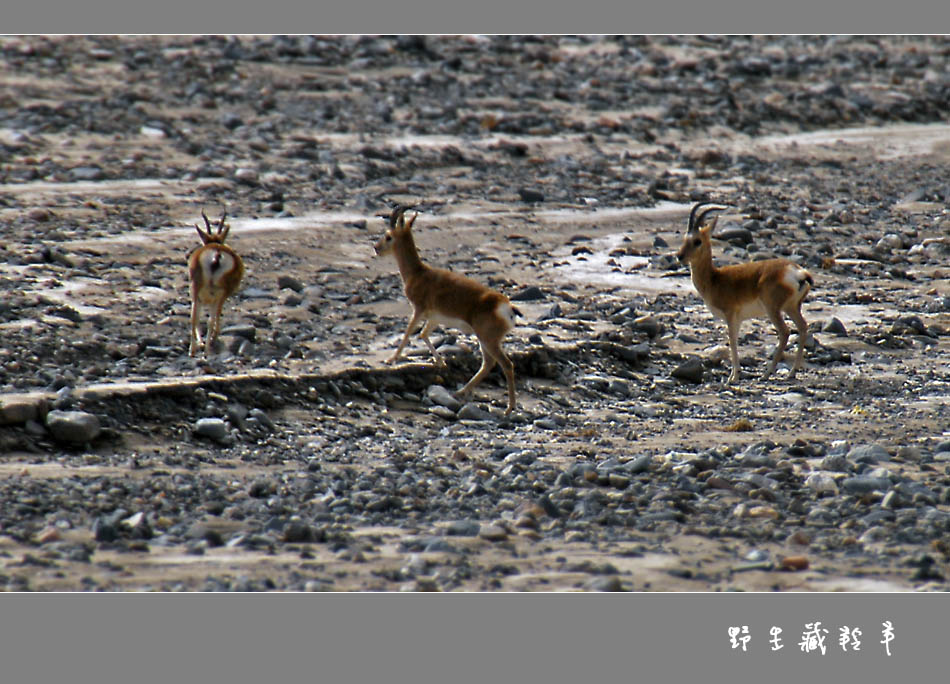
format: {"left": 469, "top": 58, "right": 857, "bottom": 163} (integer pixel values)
{"left": 188, "top": 210, "right": 244, "bottom": 357}
{"left": 676, "top": 202, "right": 813, "bottom": 384}
{"left": 374, "top": 205, "right": 521, "bottom": 415}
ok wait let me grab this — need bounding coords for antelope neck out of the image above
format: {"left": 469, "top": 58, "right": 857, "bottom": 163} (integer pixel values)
{"left": 688, "top": 243, "right": 717, "bottom": 291}
{"left": 392, "top": 234, "right": 427, "bottom": 278}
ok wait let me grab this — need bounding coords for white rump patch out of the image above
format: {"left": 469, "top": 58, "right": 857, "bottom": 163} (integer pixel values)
{"left": 496, "top": 302, "right": 517, "bottom": 328}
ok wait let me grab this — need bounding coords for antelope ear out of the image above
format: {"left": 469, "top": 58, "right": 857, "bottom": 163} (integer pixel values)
{"left": 406, "top": 212, "right": 418, "bottom": 230}
{"left": 195, "top": 224, "right": 211, "bottom": 244}
{"left": 699, "top": 222, "right": 714, "bottom": 237}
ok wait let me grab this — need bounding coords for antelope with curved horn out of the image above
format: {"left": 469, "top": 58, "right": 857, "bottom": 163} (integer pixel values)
{"left": 374, "top": 205, "right": 521, "bottom": 415}
{"left": 676, "top": 202, "right": 813, "bottom": 384}
{"left": 188, "top": 210, "right": 245, "bottom": 357}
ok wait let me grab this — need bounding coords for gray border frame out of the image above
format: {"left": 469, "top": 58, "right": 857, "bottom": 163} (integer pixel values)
{"left": 0, "top": 594, "right": 945, "bottom": 682}
{"left": 2, "top": 0, "right": 949, "bottom": 679}
{"left": 4, "top": 0, "right": 950, "bottom": 33}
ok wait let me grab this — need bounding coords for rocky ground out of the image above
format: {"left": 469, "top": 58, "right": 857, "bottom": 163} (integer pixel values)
{"left": 1, "top": 35, "right": 950, "bottom": 591}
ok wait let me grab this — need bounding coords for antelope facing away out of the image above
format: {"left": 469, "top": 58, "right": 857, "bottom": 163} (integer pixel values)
{"left": 374, "top": 205, "right": 521, "bottom": 415}
{"left": 676, "top": 202, "right": 813, "bottom": 384}
{"left": 188, "top": 210, "right": 245, "bottom": 357}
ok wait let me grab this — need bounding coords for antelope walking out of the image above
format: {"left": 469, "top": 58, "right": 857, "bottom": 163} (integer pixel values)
{"left": 374, "top": 205, "right": 521, "bottom": 415}
{"left": 188, "top": 210, "right": 245, "bottom": 357}
{"left": 676, "top": 202, "right": 813, "bottom": 384}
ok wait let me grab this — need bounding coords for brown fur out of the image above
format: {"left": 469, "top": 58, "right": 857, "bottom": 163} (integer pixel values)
{"left": 374, "top": 206, "right": 519, "bottom": 414}
{"left": 188, "top": 211, "right": 245, "bottom": 357}
{"left": 677, "top": 203, "right": 811, "bottom": 384}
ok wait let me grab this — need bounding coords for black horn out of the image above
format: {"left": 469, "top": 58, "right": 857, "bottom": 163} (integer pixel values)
{"left": 688, "top": 202, "right": 727, "bottom": 233}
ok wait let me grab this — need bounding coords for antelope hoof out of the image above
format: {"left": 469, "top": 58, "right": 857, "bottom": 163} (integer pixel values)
{"left": 384, "top": 355, "right": 398, "bottom": 365}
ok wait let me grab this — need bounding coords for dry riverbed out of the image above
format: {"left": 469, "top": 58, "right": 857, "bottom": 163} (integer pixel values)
{"left": 1, "top": 35, "right": 950, "bottom": 591}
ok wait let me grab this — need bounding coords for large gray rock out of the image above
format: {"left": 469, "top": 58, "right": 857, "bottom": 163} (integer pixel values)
{"left": 194, "top": 417, "right": 229, "bottom": 442}
{"left": 45, "top": 410, "right": 101, "bottom": 444}
{"left": 0, "top": 396, "right": 43, "bottom": 425}
{"left": 426, "top": 385, "right": 462, "bottom": 412}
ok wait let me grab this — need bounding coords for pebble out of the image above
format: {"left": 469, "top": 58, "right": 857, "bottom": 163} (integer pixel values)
{"left": 586, "top": 576, "right": 624, "bottom": 591}
{"left": 458, "top": 403, "right": 493, "bottom": 421}
{"left": 27, "top": 207, "right": 51, "bottom": 222}
{"left": 445, "top": 521, "right": 480, "bottom": 537}
{"left": 819, "top": 453, "right": 849, "bottom": 472}
{"left": 45, "top": 410, "right": 101, "bottom": 444}
{"left": 822, "top": 317, "right": 848, "bottom": 336}
{"left": 0, "top": 396, "right": 43, "bottom": 425}
{"left": 220, "top": 324, "right": 257, "bottom": 342}
{"left": 194, "top": 417, "right": 229, "bottom": 443}
{"left": 510, "top": 286, "right": 544, "bottom": 301}
{"left": 779, "top": 556, "right": 810, "bottom": 571}
{"left": 632, "top": 315, "right": 660, "bottom": 337}
{"left": 625, "top": 455, "right": 653, "bottom": 474}
{"left": 277, "top": 275, "right": 305, "bottom": 292}
{"left": 69, "top": 166, "right": 104, "bottom": 181}
{"left": 805, "top": 473, "right": 839, "bottom": 494}
{"left": 671, "top": 357, "right": 704, "bottom": 383}
{"left": 426, "top": 385, "right": 462, "bottom": 412}
{"left": 847, "top": 444, "right": 890, "bottom": 464}
{"left": 478, "top": 524, "right": 509, "bottom": 541}
{"left": 840, "top": 476, "right": 891, "bottom": 495}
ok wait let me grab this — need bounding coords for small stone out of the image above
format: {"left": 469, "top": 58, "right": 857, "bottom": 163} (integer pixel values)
{"left": 277, "top": 275, "right": 305, "bottom": 292}
{"left": 93, "top": 517, "right": 118, "bottom": 543}
{"left": 27, "top": 207, "right": 51, "bottom": 222}
{"left": 194, "top": 417, "right": 229, "bottom": 442}
{"left": 282, "top": 521, "right": 315, "bottom": 543}
{"left": 625, "top": 455, "right": 653, "bottom": 474}
{"left": 45, "top": 410, "right": 101, "bottom": 443}
{"left": 847, "top": 444, "right": 890, "bottom": 464}
{"left": 220, "top": 112, "right": 243, "bottom": 129}
{"left": 608, "top": 473, "right": 630, "bottom": 489}
{"left": 820, "top": 454, "right": 849, "bottom": 472}
{"left": 779, "top": 556, "right": 809, "bottom": 571}
{"left": 70, "top": 166, "right": 104, "bottom": 181}
{"left": 881, "top": 490, "right": 902, "bottom": 510}
{"left": 632, "top": 314, "right": 660, "bottom": 337}
{"left": 426, "top": 385, "right": 462, "bottom": 412}
{"left": 0, "top": 396, "right": 43, "bottom": 425}
{"left": 36, "top": 527, "right": 61, "bottom": 544}
{"left": 822, "top": 317, "right": 848, "bottom": 336}
{"left": 671, "top": 358, "right": 704, "bottom": 383}
{"left": 429, "top": 406, "right": 457, "bottom": 420}
{"left": 445, "top": 521, "right": 480, "bottom": 536}
{"left": 840, "top": 476, "right": 891, "bottom": 495}
{"left": 805, "top": 473, "right": 839, "bottom": 494}
{"left": 140, "top": 125, "right": 165, "bottom": 138}
{"left": 587, "top": 576, "right": 624, "bottom": 591}
{"left": 478, "top": 524, "right": 509, "bottom": 541}
{"left": 787, "top": 531, "right": 811, "bottom": 546}
{"left": 234, "top": 168, "right": 258, "bottom": 185}
{"left": 220, "top": 324, "right": 257, "bottom": 342}
{"left": 458, "top": 403, "right": 493, "bottom": 421}
{"left": 510, "top": 286, "right": 544, "bottom": 301}
{"left": 518, "top": 188, "right": 544, "bottom": 203}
